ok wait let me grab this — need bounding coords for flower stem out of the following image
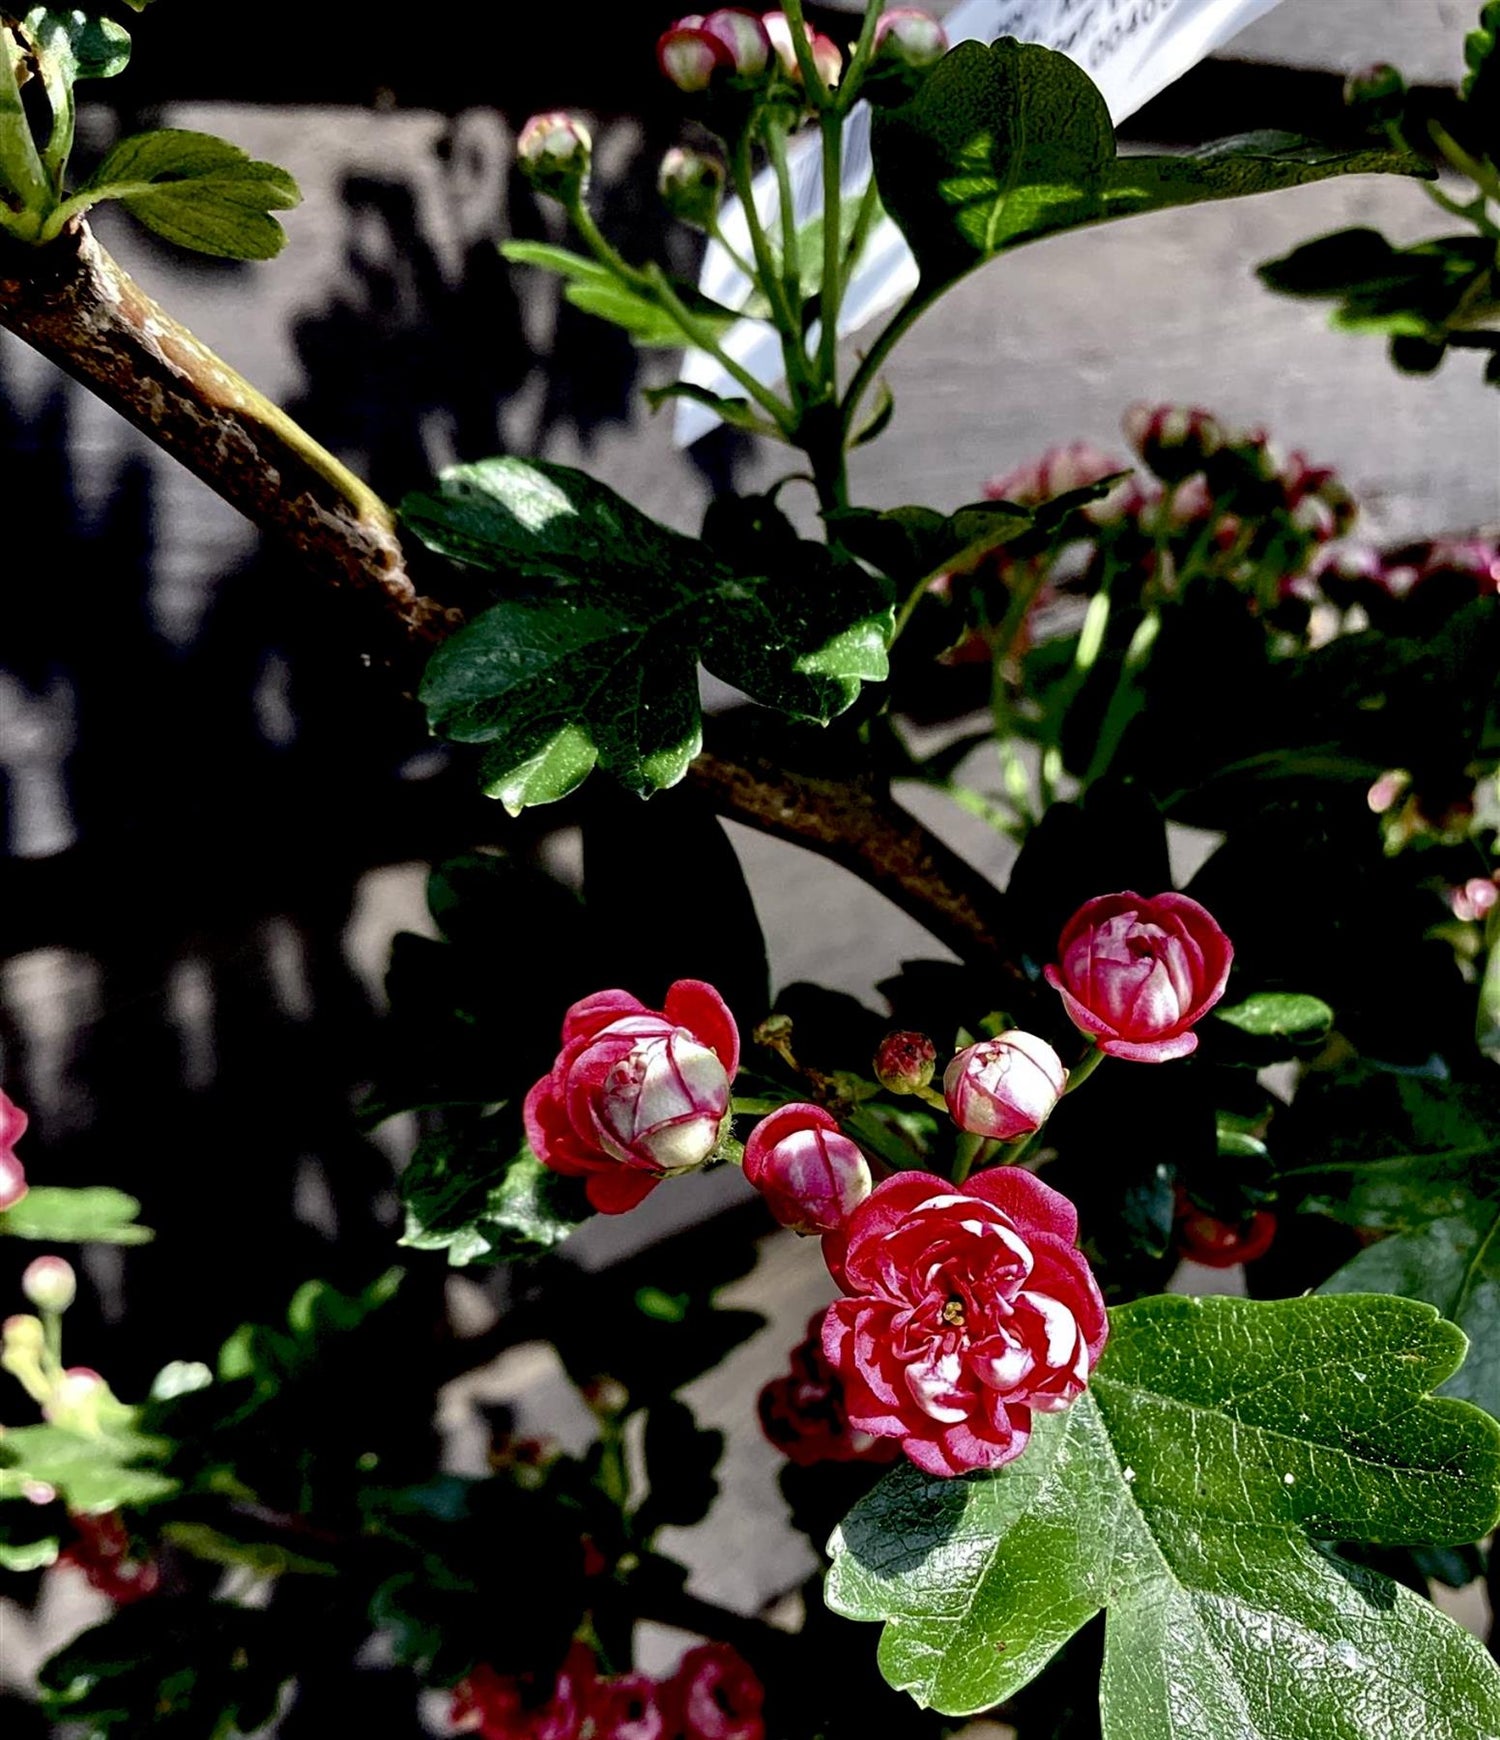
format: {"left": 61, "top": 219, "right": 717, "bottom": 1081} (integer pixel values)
{"left": 952, "top": 1132, "right": 984, "bottom": 1186}
{"left": 1063, "top": 1046, "right": 1104, "bottom": 1094}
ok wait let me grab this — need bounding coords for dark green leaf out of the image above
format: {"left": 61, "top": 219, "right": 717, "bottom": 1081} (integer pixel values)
{"left": 0, "top": 1184, "right": 152, "bottom": 1243}
{"left": 1259, "top": 228, "right": 1498, "bottom": 343}
{"left": 400, "top": 1118, "right": 589, "bottom": 1268}
{"left": 873, "top": 40, "right": 1428, "bottom": 297}
{"left": 643, "top": 380, "right": 783, "bottom": 438}
{"left": 410, "top": 459, "right": 891, "bottom": 809}
{"left": 39, "top": 1600, "right": 288, "bottom": 1736}
{"left": 1324, "top": 1198, "right": 1500, "bottom": 1420}
{"left": 78, "top": 128, "right": 300, "bottom": 259}
{"left": 827, "top": 1294, "right": 1500, "bottom": 1727}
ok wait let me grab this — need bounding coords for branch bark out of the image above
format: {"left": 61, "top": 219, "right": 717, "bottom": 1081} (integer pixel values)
{"left": 0, "top": 222, "right": 1016, "bottom": 969}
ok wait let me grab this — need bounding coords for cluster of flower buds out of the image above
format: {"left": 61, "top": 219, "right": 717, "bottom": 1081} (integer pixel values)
{"left": 452, "top": 1639, "right": 765, "bottom": 1740}
{"left": 0, "top": 1087, "right": 30, "bottom": 1212}
{"left": 657, "top": 9, "right": 840, "bottom": 94}
{"left": 1368, "top": 764, "right": 1480, "bottom": 855}
{"left": 758, "top": 1311, "right": 899, "bottom": 1466}
{"left": 515, "top": 112, "right": 592, "bottom": 201}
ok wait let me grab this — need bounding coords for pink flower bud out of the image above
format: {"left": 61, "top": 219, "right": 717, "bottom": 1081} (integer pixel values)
{"left": 742, "top": 1103, "right": 871, "bottom": 1234}
{"left": 874, "top": 1029, "right": 937, "bottom": 1094}
{"left": 761, "top": 12, "right": 842, "bottom": 86}
{"left": 1449, "top": 877, "right": 1500, "bottom": 923}
{"left": 984, "top": 440, "right": 1125, "bottom": 509}
{"left": 526, "top": 981, "right": 739, "bottom": 1215}
{"left": 1122, "top": 402, "right": 1226, "bottom": 482}
{"left": 874, "top": 9, "right": 948, "bottom": 67}
{"left": 21, "top": 1256, "right": 75, "bottom": 1313}
{"left": 702, "top": 8, "right": 772, "bottom": 75}
{"left": 1366, "top": 768, "right": 1410, "bottom": 814}
{"left": 0, "top": 1088, "right": 30, "bottom": 1212}
{"left": 516, "top": 112, "right": 592, "bottom": 198}
{"left": 1045, "top": 891, "right": 1234, "bottom": 1063}
{"left": 943, "top": 1032, "right": 1067, "bottom": 1138}
{"left": 658, "top": 22, "right": 735, "bottom": 91}
{"left": 659, "top": 146, "right": 726, "bottom": 229}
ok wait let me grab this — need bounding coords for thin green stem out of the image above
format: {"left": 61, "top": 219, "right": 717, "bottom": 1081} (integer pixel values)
{"left": 41, "top": 1308, "right": 63, "bottom": 1378}
{"left": 952, "top": 1132, "right": 984, "bottom": 1186}
{"left": 779, "top": 0, "right": 834, "bottom": 107}
{"left": 568, "top": 191, "right": 794, "bottom": 430}
{"left": 1063, "top": 1045, "right": 1105, "bottom": 1094}
{"left": 818, "top": 110, "right": 843, "bottom": 391}
{"left": 836, "top": 0, "right": 886, "bottom": 113}
{"left": 1429, "top": 118, "right": 1500, "bottom": 206}
{"left": 706, "top": 215, "right": 758, "bottom": 286}
{"left": 764, "top": 116, "right": 805, "bottom": 347}
{"left": 730, "top": 127, "right": 808, "bottom": 399}
{"left": 1082, "top": 607, "right": 1161, "bottom": 787}
{"left": 645, "top": 264, "right": 795, "bottom": 428}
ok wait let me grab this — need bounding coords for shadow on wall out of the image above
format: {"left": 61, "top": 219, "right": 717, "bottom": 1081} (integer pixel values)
{"left": 0, "top": 110, "right": 748, "bottom": 1397}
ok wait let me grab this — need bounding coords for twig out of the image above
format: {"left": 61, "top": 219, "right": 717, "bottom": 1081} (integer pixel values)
{"left": 0, "top": 222, "right": 458, "bottom": 666}
{"left": 0, "top": 223, "right": 1017, "bottom": 971}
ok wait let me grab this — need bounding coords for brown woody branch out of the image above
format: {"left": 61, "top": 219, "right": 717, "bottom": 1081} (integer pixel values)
{"left": 0, "top": 222, "right": 1016, "bottom": 970}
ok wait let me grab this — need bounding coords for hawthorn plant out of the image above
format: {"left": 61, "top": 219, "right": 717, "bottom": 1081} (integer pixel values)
{"left": 2, "top": 3, "right": 1500, "bottom": 1737}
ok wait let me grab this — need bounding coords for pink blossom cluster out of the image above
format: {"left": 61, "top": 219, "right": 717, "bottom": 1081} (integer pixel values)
{"left": 452, "top": 1641, "right": 763, "bottom": 1740}
{"left": 525, "top": 892, "right": 1233, "bottom": 1476}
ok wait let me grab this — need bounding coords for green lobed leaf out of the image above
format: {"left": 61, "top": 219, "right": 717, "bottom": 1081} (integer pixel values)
{"left": 409, "top": 458, "right": 892, "bottom": 810}
{"left": 872, "top": 40, "right": 1429, "bottom": 298}
{"left": 827, "top": 1293, "right": 1500, "bottom": 1730}
{"left": 0, "top": 1184, "right": 152, "bottom": 1243}
{"left": 1324, "top": 1198, "right": 1500, "bottom": 1421}
{"left": 22, "top": 7, "right": 130, "bottom": 177}
{"left": 77, "top": 127, "right": 300, "bottom": 259}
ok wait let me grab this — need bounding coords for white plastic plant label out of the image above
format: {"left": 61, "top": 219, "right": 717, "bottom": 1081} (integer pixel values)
{"left": 675, "top": 0, "right": 1290, "bottom": 444}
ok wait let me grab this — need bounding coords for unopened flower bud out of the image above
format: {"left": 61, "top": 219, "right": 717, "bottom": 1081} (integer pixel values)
{"left": 702, "top": 8, "right": 773, "bottom": 75}
{"left": 762, "top": 11, "right": 842, "bottom": 86}
{"left": 874, "top": 8, "right": 947, "bottom": 68}
{"left": 516, "top": 112, "right": 592, "bottom": 200}
{"left": 743, "top": 1102, "right": 872, "bottom": 1234}
{"left": 1122, "top": 402, "right": 1225, "bottom": 482}
{"left": 659, "top": 146, "right": 726, "bottom": 229}
{"left": 2, "top": 1312, "right": 44, "bottom": 1358}
{"left": 1344, "top": 62, "right": 1407, "bottom": 125}
{"left": 658, "top": 21, "right": 735, "bottom": 91}
{"left": 2, "top": 1315, "right": 48, "bottom": 1404}
{"left": 21, "top": 1256, "right": 75, "bottom": 1313}
{"left": 1449, "top": 876, "right": 1500, "bottom": 923}
{"left": 1366, "top": 768, "right": 1410, "bottom": 815}
{"left": 874, "top": 1030, "right": 937, "bottom": 1094}
{"left": 943, "top": 1033, "right": 1067, "bottom": 1138}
